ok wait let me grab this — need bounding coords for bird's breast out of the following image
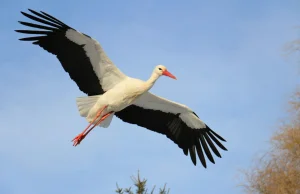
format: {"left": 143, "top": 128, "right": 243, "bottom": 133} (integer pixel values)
{"left": 103, "top": 84, "right": 146, "bottom": 112}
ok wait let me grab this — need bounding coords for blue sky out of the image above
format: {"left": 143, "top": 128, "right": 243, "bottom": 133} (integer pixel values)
{"left": 0, "top": 0, "right": 299, "bottom": 193}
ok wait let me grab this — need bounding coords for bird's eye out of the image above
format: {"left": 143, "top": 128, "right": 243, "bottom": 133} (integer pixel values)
{"left": 158, "top": 68, "right": 162, "bottom": 70}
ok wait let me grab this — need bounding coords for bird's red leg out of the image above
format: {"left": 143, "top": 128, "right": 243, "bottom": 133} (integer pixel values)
{"left": 81, "top": 112, "right": 112, "bottom": 137}
{"left": 72, "top": 112, "right": 112, "bottom": 146}
{"left": 72, "top": 105, "right": 107, "bottom": 146}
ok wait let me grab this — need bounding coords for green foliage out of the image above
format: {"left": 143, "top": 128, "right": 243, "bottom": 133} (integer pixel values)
{"left": 115, "top": 171, "right": 170, "bottom": 194}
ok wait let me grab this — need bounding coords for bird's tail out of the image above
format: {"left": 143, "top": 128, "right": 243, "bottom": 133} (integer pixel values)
{"left": 76, "top": 95, "right": 101, "bottom": 117}
{"left": 75, "top": 95, "right": 114, "bottom": 128}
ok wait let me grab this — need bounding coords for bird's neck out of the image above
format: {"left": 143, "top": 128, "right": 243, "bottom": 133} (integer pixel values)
{"left": 145, "top": 72, "right": 160, "bottom": 90}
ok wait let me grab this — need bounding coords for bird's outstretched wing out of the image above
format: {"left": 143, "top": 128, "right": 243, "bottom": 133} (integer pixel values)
{"left": 16, "top": 9, "right": 127, "bottom": 96}
{"left": 115, "top": 92, "right": 227, "bottom": 167}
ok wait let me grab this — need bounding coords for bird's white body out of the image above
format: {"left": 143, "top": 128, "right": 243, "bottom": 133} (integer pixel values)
{"left": 77, "top": 77, "right": 151, "bottom": 125}
{"left": 17, "top": 9, "right": 227, "bottom": 167}
{"left": 77, "top": 66, "right": 165, "bottom": 127}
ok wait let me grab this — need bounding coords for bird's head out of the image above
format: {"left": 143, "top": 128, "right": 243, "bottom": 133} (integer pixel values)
{"left": 154, "top": 65, "right": 177, "bottom": 80}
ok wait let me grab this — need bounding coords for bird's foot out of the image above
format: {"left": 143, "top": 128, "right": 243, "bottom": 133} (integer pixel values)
{"left": 72, "top": 133, "right": 86, "bottom": 146}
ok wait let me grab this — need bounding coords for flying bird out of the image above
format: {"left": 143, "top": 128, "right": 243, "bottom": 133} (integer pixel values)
{"left": 15, "top": 9, "right": 227, "bottom": 168}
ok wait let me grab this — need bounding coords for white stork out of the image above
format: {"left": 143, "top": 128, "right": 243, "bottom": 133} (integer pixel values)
{"left": 16, "top": 9, "right": 227, "bottom": 168}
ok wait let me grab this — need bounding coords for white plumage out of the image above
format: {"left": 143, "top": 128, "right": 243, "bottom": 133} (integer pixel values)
{"left": 16, "top": 9, "right": 227, "bottom": 168}
{"left": 77, "top": 67, "right": 175, "bottom": 126}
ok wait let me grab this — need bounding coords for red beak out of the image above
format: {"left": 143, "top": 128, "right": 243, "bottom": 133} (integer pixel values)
{"left": 162, "top": 70, "right": 177, "bottom": 80}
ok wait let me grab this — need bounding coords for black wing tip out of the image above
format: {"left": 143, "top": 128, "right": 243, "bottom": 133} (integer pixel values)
{"left": 20, "top": 9, "right": 34, "bottom": 16}
{"left": 28, "top": 9, "right": 46, "bottom": 16}
{"left": 206, "top": 126, "right": 227, "bottom": 142}
{"left": 215, "top": 152, "right": 222, "bottom": 158}
{"left": 22, "top": 8, "right": 40, "bottom": 14}
{"left": 198, "top": 157, "right": 207, "bottom": 168}
{"left": 40, "top": 11, "right": 52, "bottom": 16}
{"left": 27, "top": 9, "right": 44, "bottom": 16}
{"left": 18, "top": 9, "right": 70, "bottom": 31}
{"left": 188, "top": 126, "right": 229, "bottom": 167}
{"left": 200, "top": 161, "right": 207, "bottom": 168}
{"left": 183, "top": 148, "right": 188, "bottom": 156}
{"left": 179, "top": 126, "right": 228, "bottom": 168}
{"left": 189, "top": 147, "right": 197, "bottom": 166}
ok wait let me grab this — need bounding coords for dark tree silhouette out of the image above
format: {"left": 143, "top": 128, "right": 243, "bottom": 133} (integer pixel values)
{"left": 115, "top": 171, "right": 170, "bottom": 194}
